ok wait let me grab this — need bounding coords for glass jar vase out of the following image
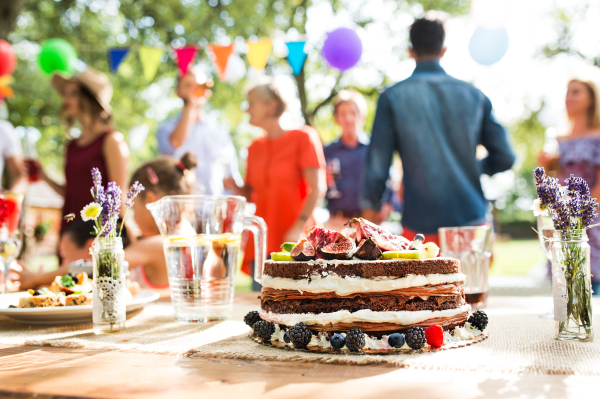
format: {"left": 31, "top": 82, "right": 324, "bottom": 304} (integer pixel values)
{"left": 92, "top": 237, "right": 126, "bottom": 333}
{"left": 551, "top": 230, "right": 593, "bottom": 341}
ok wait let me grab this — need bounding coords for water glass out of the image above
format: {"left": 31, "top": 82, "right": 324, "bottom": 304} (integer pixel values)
{"left": 439, "top": 226, "right": 491, "bottom": 309}
{"left": 147, "top": 195, "right": 266, "bottom": 322}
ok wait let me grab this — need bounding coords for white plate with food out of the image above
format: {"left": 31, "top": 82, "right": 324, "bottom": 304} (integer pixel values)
{"left": 0, "top": 290, "right": 160, "bottom": 325}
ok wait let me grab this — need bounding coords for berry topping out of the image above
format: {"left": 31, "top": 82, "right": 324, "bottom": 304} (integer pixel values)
{"left": 288, "top": 322, "right": 312, "bottom": 348}
{"left": 404, "top": 327, "right": 426, "bottom": 350}
{"left": 283, "top": 331, "right": 291, "bottom": 344}
{"left": 244, "top": 311, "right": 262, "bottom": 327}
{"left": 413, "top": 234, "right": 425, "bottom": 242}
{"left": 253, "top": 320, "right": 276, "bottom": 341}
{"left": 468, "top": 310, "right": 489, "bottom": 331}
{"left": 345, "top": 328, "right": 366, "bottom": 352}
{"left": 330, "top": 333, "right": 346, "bottom": 350}
{"left": 387, "top": 332, "right": 405, "bottom": 348}
{"left": 424, "top": 325, "right": 444, "bottom": 349}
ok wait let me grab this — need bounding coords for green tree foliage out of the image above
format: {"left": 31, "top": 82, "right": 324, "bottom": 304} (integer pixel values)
{"left": 5, "top": 0, "right": 468, "bottom": 180}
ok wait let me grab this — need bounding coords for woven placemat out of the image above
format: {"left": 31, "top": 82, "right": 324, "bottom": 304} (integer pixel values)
{"left": 1, "top": 302, "right": 599, "bottom": 375}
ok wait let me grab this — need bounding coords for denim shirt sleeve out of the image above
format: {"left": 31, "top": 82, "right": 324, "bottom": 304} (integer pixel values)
{"left": 156, "top": 118, "right": 177, "bottom": 156}
{"left": 361, "top": 92, "right": 396, "bottom": 210}
{"left": 479, "top": 96, "right": 516, "bottom": 175}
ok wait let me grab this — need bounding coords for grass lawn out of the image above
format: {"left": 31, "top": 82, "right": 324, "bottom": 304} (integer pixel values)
{"left": 491, "top": 239, "right": 546, "bottom": 276}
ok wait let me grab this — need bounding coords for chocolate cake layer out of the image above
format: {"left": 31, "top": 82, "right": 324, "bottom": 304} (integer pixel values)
{"left": 261, "top": 282, "right": 464, "bottom": 302}
{"left": 261, "top": 311, "right": 469, "bottom": 334}
{"left": 261, "top": 292, "right": 465, "bottom": 314}
{"left": 263, "top": 257, "right": 460, "bottom": 279}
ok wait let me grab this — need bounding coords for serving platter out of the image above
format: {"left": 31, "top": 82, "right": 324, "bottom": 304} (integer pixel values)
{"left": 0, "top": 290, "right": 160, "bottom": 324}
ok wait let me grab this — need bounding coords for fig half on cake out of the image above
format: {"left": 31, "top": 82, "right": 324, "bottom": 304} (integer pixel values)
{"left": 290, "top": 239, "right": 316, "bottom": 261}
{"left": 321, "top": 234, "right": 356, "bottom": 260}
{"left": 354, "top": 237, "right": 383, "bottom": 260}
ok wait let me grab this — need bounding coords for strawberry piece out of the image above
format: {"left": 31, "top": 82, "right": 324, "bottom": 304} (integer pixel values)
{"left": 425, "top": 325, "right": 444, "bottom": 349}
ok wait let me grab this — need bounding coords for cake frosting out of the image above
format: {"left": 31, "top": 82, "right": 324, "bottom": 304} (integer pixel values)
{"left": 261, "top": 273, "right": 466, "bottom": 296}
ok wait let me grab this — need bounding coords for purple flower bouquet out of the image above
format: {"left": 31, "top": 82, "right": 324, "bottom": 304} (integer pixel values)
{"left": 533, "top": 167, "right": 595, "bottom": 341}
{"left": 84, "top": 168, "right": 144, "bottom": 333}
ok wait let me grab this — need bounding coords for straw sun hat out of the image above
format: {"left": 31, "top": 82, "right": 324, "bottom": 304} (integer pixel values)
{"left": 51, "top": 67, "right": 113, "bottom": 114}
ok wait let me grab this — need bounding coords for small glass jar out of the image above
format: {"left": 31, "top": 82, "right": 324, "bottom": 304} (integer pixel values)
{"left": 92, "top": 237, "right": 126, "bottom": 333}
{"left": 551, "top": 230, "right": 593, "bottom": 341}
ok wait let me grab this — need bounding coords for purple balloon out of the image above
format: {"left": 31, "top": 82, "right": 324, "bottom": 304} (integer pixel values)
{"left": 322, "top": 28, "right": 362, "bottom": 71}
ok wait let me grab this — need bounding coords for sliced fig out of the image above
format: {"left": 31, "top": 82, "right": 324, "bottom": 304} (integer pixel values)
{"left": 354, "top": 237, "right": 383, "bottom": 260}
{"left": 321, "top": 234, "right": 356, "bottom": 260}
{"left": 290, "top": 239, "right": 316, "bottom": 261}
{"left": 306, "top": 226, "right": 340, "bottom": 259}
{"left": 346, "top": 218, "right": 411, "bottom": 252}
{"left": 348, "top": 231, "right": 358, "bottom": 243}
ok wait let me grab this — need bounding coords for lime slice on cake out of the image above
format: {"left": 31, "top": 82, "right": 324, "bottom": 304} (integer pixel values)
{"left": 381, "top": 250, "right": 423, "bottom": 260}
{"left": 280, "top": 242, "right": 297, "bottom": 252}
{"left": 271, "top": 252, "right": 294, "bottom": 261}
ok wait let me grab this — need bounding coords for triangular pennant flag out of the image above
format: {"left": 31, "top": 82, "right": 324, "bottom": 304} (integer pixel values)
{"left": 246, "top": 39, "right": 272, "bottom": 70}
{"left": 139, "top": 47, "right": 163, "bottom": 81}
{"left": 107, "top": 48, "right": 129, "bottom": 73}
{"left": 208, "top": 44, "right": 233, "bottom": 80}
{"left": 285, "top": 41, "right": 307, "bottom": 76}
{"left": 174, "top": 46, "right": 198, "bottom": 76}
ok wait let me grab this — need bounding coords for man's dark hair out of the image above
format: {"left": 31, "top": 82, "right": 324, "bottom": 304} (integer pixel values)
{"left": 64, "top": 220, "right": 95, "bottom": 248}
{"left": 409, "top": 18, "right": 445, "bottom": 57}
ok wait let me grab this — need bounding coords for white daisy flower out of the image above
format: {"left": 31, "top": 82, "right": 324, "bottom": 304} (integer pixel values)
{"left": 531, "top": 199, "right": 549, "bottom": 217}
{"left": 81, "top": 202, "right": 103, "bottom": 221}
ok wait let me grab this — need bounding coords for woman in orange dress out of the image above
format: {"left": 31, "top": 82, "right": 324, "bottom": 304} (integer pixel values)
{"left": 224, "top": 80, "right": 326, "bottom": 274}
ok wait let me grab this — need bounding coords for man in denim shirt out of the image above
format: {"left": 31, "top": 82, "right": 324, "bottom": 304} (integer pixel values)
{"left": 362, "top": 18, "right": 515, "bottom": 242}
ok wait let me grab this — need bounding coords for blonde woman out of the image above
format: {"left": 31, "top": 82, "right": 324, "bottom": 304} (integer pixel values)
{"left": 538, "top": 79, "right": 600, "bottom": 293}
{"left": 224, "top": 80, "right": 326, "bottom": 277}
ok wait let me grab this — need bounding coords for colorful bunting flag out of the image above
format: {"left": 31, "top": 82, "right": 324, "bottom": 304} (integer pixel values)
{"left": 285, "top": 41, "right": 307, "bottom": 76}
{"left": 139, "top": 47, "right": 163, "bottom": 81}
{"left": 107, "top": 48, "right": 129, "bottom": 73}
{"left": 246, "top": 39, "right": 272, "bottom": 70}
{"left": 208, "top": 44, "right": 234, "bottom": 81}
{"left": 0, "top": 75, "right": 14, "bottom": 102}
{"left": 174, "top": 46, "right": 198, "bottom": 76}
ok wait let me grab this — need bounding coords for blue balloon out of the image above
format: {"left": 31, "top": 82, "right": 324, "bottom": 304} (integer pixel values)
{"left": 468, "top": 27, "right": 509, "bottom": 66}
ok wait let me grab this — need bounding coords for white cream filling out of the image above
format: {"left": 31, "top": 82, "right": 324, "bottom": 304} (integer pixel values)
{"left": 261, "top": 304, "right": 471, "bottom": 326}
{"left": 261, "top": 273, "right": 466, "bottom": 296}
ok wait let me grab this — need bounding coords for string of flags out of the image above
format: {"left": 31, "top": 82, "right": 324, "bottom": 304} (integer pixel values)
{"left": 105, "top": 38, "right": 304, "bottom": 82}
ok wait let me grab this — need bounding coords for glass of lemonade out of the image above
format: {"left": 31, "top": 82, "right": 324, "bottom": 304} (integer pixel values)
{"left": 147, "top": 195, "right": 266, "bottom": 322}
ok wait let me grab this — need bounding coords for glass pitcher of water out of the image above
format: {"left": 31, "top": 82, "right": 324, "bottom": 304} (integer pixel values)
{"left": 147, "top": 195, "right": 267, "bottom": 322}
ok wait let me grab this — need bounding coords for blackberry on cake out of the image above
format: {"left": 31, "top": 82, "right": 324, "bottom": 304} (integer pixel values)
{"left": 253, "top": 320, "right": 275, "bottom": 341}
{"left": 468, "top": 310, "right": 488, "bottom": 331}
{"left": 405, "top": 327, "right": 426, "bottom": 350}
{"left": 288, "top": 322, "right": 312, "bottom": 348}
{"left": 388, "top": 332, "right": 405, "bottom": 348}
{"left": 345, "top": 328, "right": 366, "bottom": 352}
{"left": 244, "top": 311, "right": 262, "bottom": 327}
{"left": 330, "top": 333, "right": 346, "bottom": 350}
{"left": 283, "top": 331, "right": 291, "bottom": 344}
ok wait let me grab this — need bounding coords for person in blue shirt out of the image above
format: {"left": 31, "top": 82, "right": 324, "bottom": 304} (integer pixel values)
{"left": 362, "top": 18, "right": 515, "bottom": 243}
{"left": 156, "top": 71, "right": 243, "bottom": 195}
{"left": 324, "top": 90, "right": 370, "bottom": 232}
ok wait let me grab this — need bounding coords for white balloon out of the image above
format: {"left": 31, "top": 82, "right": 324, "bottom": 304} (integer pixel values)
{"left": 471, "top": 0, "right": 512, "bottom": 30}
{"left": 225, "top": 54, "right": 246, "bottom": 83}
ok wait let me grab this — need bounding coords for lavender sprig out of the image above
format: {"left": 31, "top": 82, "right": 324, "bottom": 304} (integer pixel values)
{"left": 125, "top": 181, "right": 145, "bottom": 207}
{"left": 119, "top": 181, "right": 145, "bottom": 237}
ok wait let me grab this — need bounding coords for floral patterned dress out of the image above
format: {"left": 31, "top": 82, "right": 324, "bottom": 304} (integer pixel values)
{"left": 558, "top": 136, "right": 600, "bottom": 284}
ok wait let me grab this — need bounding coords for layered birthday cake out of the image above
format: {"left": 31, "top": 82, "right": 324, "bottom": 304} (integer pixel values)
{"left": 246, "top": 218, "right": 488, "bottom": 353}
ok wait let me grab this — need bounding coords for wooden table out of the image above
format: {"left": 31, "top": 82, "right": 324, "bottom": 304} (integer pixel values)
{"left": 0, "top": 294, "right": 598, "bottom": 399}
